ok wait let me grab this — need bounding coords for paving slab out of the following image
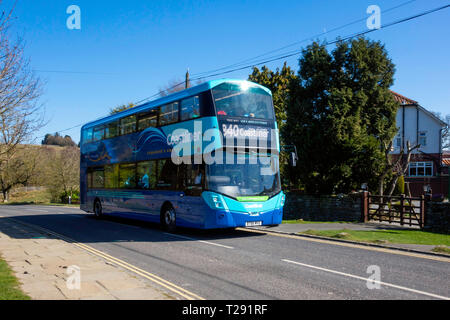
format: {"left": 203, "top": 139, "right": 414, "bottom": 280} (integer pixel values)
{"left": 0, "top": 217, "right": 176, "bottom": 300}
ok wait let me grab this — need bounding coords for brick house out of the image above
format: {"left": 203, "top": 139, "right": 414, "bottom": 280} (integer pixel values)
{"left": 390, "top": 91, "right": 448, "bottom": 198}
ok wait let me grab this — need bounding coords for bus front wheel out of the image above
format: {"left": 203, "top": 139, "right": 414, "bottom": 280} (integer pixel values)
{"left": 94, "top": 200, "right": 103, "bottom": 218}
{"left": 161, "top": 206, "right": 176, "bottom": 233}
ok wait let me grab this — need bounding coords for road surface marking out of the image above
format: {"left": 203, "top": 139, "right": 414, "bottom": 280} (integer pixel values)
{"left": 4, "top": 217, "right": 204, "bottom": 300}
{"left": 282, "top": 259, "right": 450, "bottom": 300}
{"left": 163, "top": 232, "right": 234, "bottom": 249}
{"left": 24, "top": 209, "right": 49, "bottom": 212}
{"left": 238, "top": 228, "right": 450, "bottom": 263}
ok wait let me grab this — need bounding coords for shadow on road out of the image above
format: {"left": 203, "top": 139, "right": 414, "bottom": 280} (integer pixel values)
{"left": 0, "top": 211, "right": 266, "bottom": 244}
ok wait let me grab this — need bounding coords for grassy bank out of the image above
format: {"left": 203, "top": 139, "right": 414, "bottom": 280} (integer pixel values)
{"left": 301, "top": 229, "right": 450, "bottom": 247}
{"left": 0, "top": 189, "right": 79, "bottom": 208}
{"left": 0, "top": 257, "right": 30, "bottom": 300}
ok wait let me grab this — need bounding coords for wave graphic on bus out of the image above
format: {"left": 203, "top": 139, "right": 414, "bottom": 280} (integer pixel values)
{"left": 133, "top": 127, "right": 171, "bottom": 154}
{"left": 87, "top": 142, "right": 112, "bottom": 162}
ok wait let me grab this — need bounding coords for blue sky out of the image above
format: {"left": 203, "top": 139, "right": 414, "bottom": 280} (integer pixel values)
{"left": 7, "top": 0, "right": 450, "bottom": 143}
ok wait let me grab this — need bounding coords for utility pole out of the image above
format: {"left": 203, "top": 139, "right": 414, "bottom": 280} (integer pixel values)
{"left": 185, "top": 69, "right": 190, "bottom": 89}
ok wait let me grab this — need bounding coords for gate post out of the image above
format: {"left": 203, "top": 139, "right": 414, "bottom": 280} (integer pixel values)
{"left": 420, "top": 195, "right": 425, "bottom": 229}
{"left": 361, "top": 191, "right": 369, "bottom": 223}
{"left": 400, "top": 194, "right": 405, "bottom": 226}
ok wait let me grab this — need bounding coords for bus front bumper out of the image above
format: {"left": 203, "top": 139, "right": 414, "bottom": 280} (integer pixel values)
{"left": 205, "top": 208, "right": 283, "bottom": 229}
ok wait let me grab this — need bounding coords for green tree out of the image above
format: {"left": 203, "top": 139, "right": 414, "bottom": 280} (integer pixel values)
{"left": 248, "top": 62, "right": 296, "bottom": 130}
{"left": 248, "top": 63, "right": 297, "bottom": 188}
{"left": 42, "top": 133, "right": 77, "bottom": 147}
{"left": 282, "top": 38, "right": 399, "bottom": 194}
{"left": 110, "top": 102, "right": 136, "bottom": 115}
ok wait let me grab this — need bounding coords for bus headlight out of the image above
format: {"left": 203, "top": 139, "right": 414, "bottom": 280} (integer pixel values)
{"left": 280, "top": 194, "right": 286, "bottom": 207}
{"left": 212, "top": 195, "right": 226, "bottom": 210}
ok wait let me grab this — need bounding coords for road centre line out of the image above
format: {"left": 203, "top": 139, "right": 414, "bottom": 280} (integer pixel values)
{"left": 282, "top": 259, "right": 450, "bottom": 300}
{"left": 3, "top": 217, "right": 204, "bottom": 300}
{"left": 163, "top": 232, "right": 234, "bottom": 249}
{"left": 238, "top": 228, "right": 450, "bottom": 263}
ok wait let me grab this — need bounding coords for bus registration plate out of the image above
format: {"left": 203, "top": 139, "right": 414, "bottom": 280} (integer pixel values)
{"left": 246, "top": 221, "right": 262, "bottom": 227}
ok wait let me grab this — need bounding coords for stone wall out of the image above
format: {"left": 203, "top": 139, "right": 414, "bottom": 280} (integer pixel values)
{"left": 425, "top": 202, "right": 450, "bottom": 233}
{"left": 283, "top": 193, "right": 362, "bottom": 222}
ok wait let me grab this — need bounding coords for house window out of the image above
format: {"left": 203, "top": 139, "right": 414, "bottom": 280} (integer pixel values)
{"left": 419, "top": 132, "right": 427, "bottom": 146}
{"left": 408, "top": 162, "right": 433, "bottom": 177}
{"left": 395, "top": 135, "right": 402, "bottom": 148}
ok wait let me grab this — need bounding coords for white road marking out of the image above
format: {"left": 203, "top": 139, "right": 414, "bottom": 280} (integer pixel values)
{"left": 25, "top": 209, "right": 49, "bottom": 212}
{"left": 164, "top": 233, "right": 234, "bottom": 249}
{"left": 282, "top": 259, "right": 450, "bottom": 300}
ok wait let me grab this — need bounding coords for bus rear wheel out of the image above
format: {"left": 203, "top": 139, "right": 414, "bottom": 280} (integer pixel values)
{"left": 161, "top": 206, "right": 176, "bottom": 233}
{"left": 94, "top": 200, "right": 103, "bottom": 218}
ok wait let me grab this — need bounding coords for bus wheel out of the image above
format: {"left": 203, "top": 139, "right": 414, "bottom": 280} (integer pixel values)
{"left": 94, "top": 200, "right": 103, "bottom": 218}
{"left": 161, "top": 206, "right": 176, "bottom": 233}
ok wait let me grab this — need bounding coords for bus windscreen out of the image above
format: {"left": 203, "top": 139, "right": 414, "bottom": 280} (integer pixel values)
{"left": 212, "top": 83, "right": 274, "bottom": 119}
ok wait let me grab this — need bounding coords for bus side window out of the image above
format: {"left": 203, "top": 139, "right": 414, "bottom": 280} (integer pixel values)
{"left": 137, "top": 161, "right": 157, "bottom": 189}
{"left": 93, "top": 126, "right": 105, "bottom": 142}
{"left": 104, "top": 164, "right": 119, "bottom": 189}
{"left": 105, "top": 121, "right": 119, "bottom": 139}
{"left": 181, "top": 96, "right": 200, "bottom": 121}
{"left": 137, "top": 110, "right": 158, "bottom": 131}
{"left": 87, "top": 170, "right": 93, "bottom": 189}
{"left": 160, "top": 103, "right": 179, "bottom": 126}
{"left": 185, "top": 164, "right": 203, "bottom": 196}
{"left": 156, "top": 159, "right": 178, "bottom": 190}
{"left": 92, "top": 168, "right": 105, "bottom": 188}
{"left": 83, "top": 128, "right": 93, "bottom": 144}
{"left": 120, "top": 115, "right": 136, "bottom": 135}
{"left": 119, "top": 163, "right": 136, "bottom": 189}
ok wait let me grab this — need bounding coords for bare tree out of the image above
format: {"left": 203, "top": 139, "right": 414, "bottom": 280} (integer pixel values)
{"left": 0, "top": 7, "right": 44, "bottom": 152}
{"left": 158, "top": 77, "right": 203, "bottom": 97}
{"left": 442, "top": 115, "right": 449, "bottom": 151}
{"left": 378, "top": 140, "right": 420, "bottom": 196}
{"left": 0, "top": 4, "right": 45, "bottom": 200}
{"left": 158, "top": 78, "right": 186, "bottom": 97}
{"left": 386, "top": 141, "right": 420, "bottom": 197}
{"left": 46, "top": 146, "right": 80, "bottom": 202}
{"left": 0, "top": 145, "right": 38, "bottom": 202}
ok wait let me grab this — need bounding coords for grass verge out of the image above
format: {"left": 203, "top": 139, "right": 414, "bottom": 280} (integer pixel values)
{"left": 300, "top": 229, "right": 450, "bottom": 247}
{"left": 0, "top": 257, "right": 30, "bottom": 300}
{"left": 432, "top": 246, "right": 450, "bottom": 254}
{"left": 283, "top": 220, "right": 358, "bottom": 224}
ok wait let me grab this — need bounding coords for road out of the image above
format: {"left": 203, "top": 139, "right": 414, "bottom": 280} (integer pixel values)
{"left": 0, "top": 205, "right": 448, "bottom": 300}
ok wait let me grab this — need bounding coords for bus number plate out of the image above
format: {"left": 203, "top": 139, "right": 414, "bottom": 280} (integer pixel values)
{"left": 246, "top": 221, "right": 262, "bottom": 227}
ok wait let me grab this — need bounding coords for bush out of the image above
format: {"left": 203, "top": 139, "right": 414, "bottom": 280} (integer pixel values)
{"left": 395, "top": 175, "right": 405, "bottom": 195}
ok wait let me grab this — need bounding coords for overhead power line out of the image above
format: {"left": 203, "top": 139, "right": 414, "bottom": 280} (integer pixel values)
{"left": 191, "top": 0, "right": 418, "bottom": 78}
{"left": 42, "top": 3, "right": 450, "bottom": 139}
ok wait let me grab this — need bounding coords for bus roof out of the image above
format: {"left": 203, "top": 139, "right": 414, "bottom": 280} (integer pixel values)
{"left": 81, "top": 79, "right": 272, "bottom": 130}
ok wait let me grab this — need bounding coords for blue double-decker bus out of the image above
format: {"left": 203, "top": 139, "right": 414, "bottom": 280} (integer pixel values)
{"left": 80, "top": 79, "right": 285, "bottom": 231}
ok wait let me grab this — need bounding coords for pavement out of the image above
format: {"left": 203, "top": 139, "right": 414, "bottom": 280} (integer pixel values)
{"left": 251, "top": 222, "right": 443, "bottom": 255}
{"left": 0, "top": 216, "right": 175, "bottom": 300}
{"left": 0, "top": 205, "right": 449, "bottom": 300}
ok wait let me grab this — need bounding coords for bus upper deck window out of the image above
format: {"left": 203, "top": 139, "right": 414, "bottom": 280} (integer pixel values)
{"left": 137, "top": 110, "right": 158, "bottom": 131}
{"left": 105, "top": 121, "right": 119, "bottom": 139}
{"left": 120, "top": 115, "right": 136, "bottom": 135}
{"left": 181, "top": 96, "right": 200, "bottom": 121}
{"left": 83, "top": 128, "right": 93, "bottom": 144}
